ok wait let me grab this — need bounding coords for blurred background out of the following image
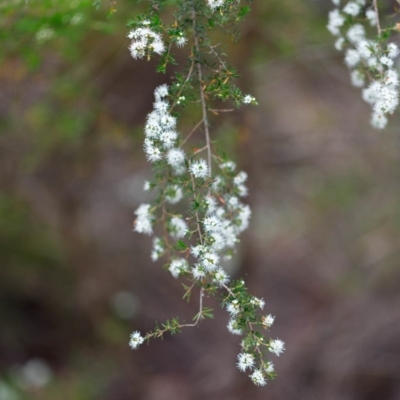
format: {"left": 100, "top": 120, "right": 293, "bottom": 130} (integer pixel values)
{"left": 1, "top": 0, "right": 400, "bottom": 399}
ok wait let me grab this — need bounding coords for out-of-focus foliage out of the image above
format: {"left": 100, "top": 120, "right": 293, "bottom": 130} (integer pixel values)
{"left": 1, "top": 0, "right": 400, "bottom": 399}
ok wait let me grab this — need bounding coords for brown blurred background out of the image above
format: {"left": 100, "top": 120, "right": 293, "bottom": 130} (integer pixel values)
{"left": 1, "top": 0, "right": 400, "bottom": 399}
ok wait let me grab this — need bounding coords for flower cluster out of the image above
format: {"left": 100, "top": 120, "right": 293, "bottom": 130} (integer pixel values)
{"left": 128, "top": 21, "right": 165, "bottom": 59}
{"left": 327, "top": 0, "right": 400, "bottom": 129}
{"left": 128, "top": 0, "right": 285, "bottom": 387}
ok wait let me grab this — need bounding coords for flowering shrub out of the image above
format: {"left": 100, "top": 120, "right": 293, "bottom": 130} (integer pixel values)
{"left": 328, "top": 0, "right": 400, "bottom": 129}
{"left": 129, "top": 0, "right": 284, "bottom": 387}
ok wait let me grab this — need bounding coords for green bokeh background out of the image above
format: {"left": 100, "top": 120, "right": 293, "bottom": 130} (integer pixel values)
{"left": 1, "top": 1, "right": 400, "bottom": 399}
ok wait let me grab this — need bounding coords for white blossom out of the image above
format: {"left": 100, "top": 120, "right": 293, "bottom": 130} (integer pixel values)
{"left": 250, "top": 369, "right": 267, "bottom": 386}
{"left": 346, "top": 24, "right": 365, "bottom": 44}
{"left": 151, "top": 237, "right": 164, "bottom": 261}
{"left": 262, "top": 314, "right": 275, "bottom": 328}
{"left": 335, "top": 37, "right": 345, "bottom": 51}
{"left": 371, "top": 111, "right": 388, "bottom": 129}
{"left": 265, "top": 361, "right": 275, "bottom": 374}
{"left": 189, "top": 159, "right": 209, "bottom": 179}
{"left": 269, "top": 339, "right": 285, "bottom": 356}
{"left": 343, "top": 1, "right": 361, "bottom": 17}
{"left": 327, "top": 9, "right": 345, "bottom": 35}
{"left": 154, "top": 84, "right": 169, "bottom": 100}
{"left": 227, "top": 300, "right": 241, "bottom": 316}
{"left": 203, "top": 214, "right": 221, "bottom": 233}
{"left": 128, "top": 26, "right": 166, "bottom": 59}
{"left": 351, "top": 70, "right": 365, "bottom": 87}
{"left": 165, "top": 184, "right": 183, "bottom": 204}
{"left": 219, "top": 160, "right": 236, "bottom": 172}
{"left": 344, "top": 49, "right": 361, "bottom": 67}
{"left": 366, "top": 9, "right": 377, "bottom": 26}
{"left": 227, "top": 318, "right": 243, "bottom": 335}
{"left": 192, "top": 264, "right": 206, "bottom": 280}
{"left": 387, "top": 43, "right": 400, "bottom": 59}
{"left": 201, "top": 251, "right": 219, "bottom": 271}
{"left": 167, "top": 148, "right": 185, "bottom": 168}
{"left": 134, "top": 204, "right": 153, "bottom": 235}
{"left": 237, "top": 353, "right": 255, "bottom": 372}
{"left": 169, "top": 258, "right": 189, "bottom": 278}
{"left": 176, "top": 35, "right": 187, "bottom": 48}
{"left": 213, "top": 268, "right": 229, "bottom": 286}
{"left": 169, "top": 216, "right": 188, "bottom": 239}
{"left": 206, "top": 0, "right": 224, "bottom": 11}
{"left": 250, "top": 296, "right": 265, "bottom": 310}
{"left": 243, "top": 94, "right": 256, "bottom": 104}
{"left": 129, "top": 331, "right": 144, "bottom": 349}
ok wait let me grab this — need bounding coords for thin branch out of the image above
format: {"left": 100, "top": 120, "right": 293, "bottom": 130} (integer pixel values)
{"left": 180, "top": 119, "right": 203, "bottom": 146}
{"left": 170, "top": 56, "right": 195, "bottom": 112}
{"left": 192, "top": 8, "right": 212, "bottom": 174}
{"left": 373, "top": 0, "right": 382, "bottom": 36}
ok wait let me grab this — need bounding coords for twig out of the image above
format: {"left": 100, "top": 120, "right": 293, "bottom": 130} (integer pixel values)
{"left": 373, "top": 0, "right": 382, "bottom": 36}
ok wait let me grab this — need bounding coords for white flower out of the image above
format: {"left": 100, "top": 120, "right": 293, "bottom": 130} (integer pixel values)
{"left": 236, "top": 204, "right": 252, "bottom": 233}
{"left": 250, "top": 296, "right": 265, "bottom": 310}
{"left": 373, "top": 84, "right": 398, "bottom": 114}
{"left": 143, "top": 180, "right": 151, "bottom": 191}
{"left": 262, "top": 314, "right": 275, "bottom": 328}
{"left": 344, "top": 49, "right": 361, "bottom": 67}
{"left": 169, "top": 216, "right": 188, "bottom": 239}
{"left": 134, "top": 204, "right": 153, "bottom": 235}
{"left": 165, "top": 184, "right": 183, "bottom": 204}
{"left": 192, "top": 264, "right": 206, "bottom": 280}
{"left": 233, "top": 171, "right": 248, "bottom": 186}
{"left": 129, "top": 331, "right": 144, "bottom": 349}
{"left": 346, "top": 24, "right": 365, "bottom": 44}
{"left": 269, "top": 339, "right": 285, "bottom": 356}
{"left": 370, "top": 111, "right": 388, "bottom": 129}
{"left": 227, "top": 318, "right": 243, "bottom": 335}
{"left": 176, "top": 36, "right": 187, "bottom": 48}
{"left": 144, "top": 140, "right": 163, "bottom": 162}
{"left": 189, "top": 159, "right": 209, "bottom": 179}
{"left": 128, "top": 26, "right": 166, "bottom": 59}
{"left": 190, "top": 244, "right": 206, "bottom": 258}
{"left": 327, "top": 9, "right": 345, "bottom": 36}
{"left": 167, "top": 148, "right": 185, "bottom": 168}
{"left": 332, "top": 0, "right": 340, "bottom": 5}
{"left": 201, "top": 251, "right": 219, "bottom": 271}
{"left": 265, "top": 361, "right": 275, "bottom": 374}
{"left": 387, "top": 43, "right": 400, "bottom": 59}
{"left": 380, "top": 56, "right": 394, "bottom": 68}
{"left": 154, "top": 84, "right": 169, "bottom": 100}
{"left": 385, "top": 69, "right": 399, "bottom": 88}
{"left": 366, "top": 9, "right": 377, "bottom": 26}
{"left": 350, "top": 70, "right": 365, "bottom": 87}
{"left": 151, "top": 237, "right": 164, "bottom": 261}
{"left": 243, "top": 94, "right": 256, "bottom": 104}
{"left": 154, "top": 100, "right": 169, "bottom": 112}
{"left": 226, "top": 300, "right": 240, "bottom": 316}
{"left": 210, "top": 232, "right": 226, "bottom": 251}
{"left": 219, "top": 160, "right": 236, "bottom": 171}
{"left": 159, "top": 130, "right": 178, "bottom": 149}
{"left": 237, "top": 184, "right": 248, "bottom": 197}
{"left": 334, "top": 37, "right": 345, "bottom": 51}
{"left": 203, "top": 214, "right": 221, "bottom": 233}
{"left": 206, "top": 0, "right": 225, "bottom": 11}
{"left": 362, "top": 81, "right": 380, "bottom": 104}
{"left": 237, "top": 353, "right": 255, "bottom": 372}
{"left": 213, "top": 268, "right": 229, "bottom": 286}
{"left": 205, "top": 196, "right": 217, "bottom": 214}
{"left": 343, "top": 1, "right": 361, "bottom": 17}
{"left": 250, "top": 369, "right": 267, "bottom": 386}
{"left": 169, "top": 258, "right": 189, "bottom": 278}
{"left": 356, "top": 40, "right": 374, "bottom": 60}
